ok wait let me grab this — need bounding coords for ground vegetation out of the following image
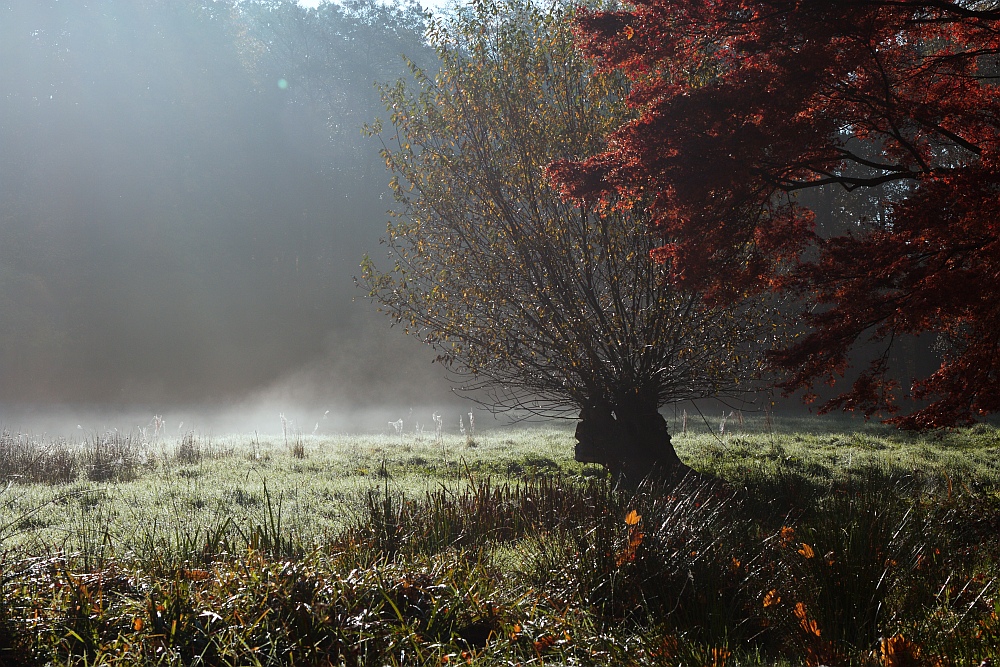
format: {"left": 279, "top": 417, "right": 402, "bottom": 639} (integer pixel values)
{"left": 0, "top": 421, "right": 998, "bottom": 665}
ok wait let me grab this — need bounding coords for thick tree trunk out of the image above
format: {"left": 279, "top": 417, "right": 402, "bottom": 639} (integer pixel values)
{"left": 574, "top": 399, "right": 692, "bottom": 484}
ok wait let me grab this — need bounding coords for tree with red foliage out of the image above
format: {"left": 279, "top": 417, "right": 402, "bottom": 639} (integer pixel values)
{"left": 549, "top": 0, "right": 1000, "bottom": 428}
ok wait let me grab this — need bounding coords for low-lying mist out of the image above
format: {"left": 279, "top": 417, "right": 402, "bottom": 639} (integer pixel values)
{"left": 0, "top": 400, "right": 493, "bottom": 440}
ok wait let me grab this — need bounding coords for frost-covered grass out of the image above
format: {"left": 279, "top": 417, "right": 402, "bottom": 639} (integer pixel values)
{"left": 0, "top": 417, "right": 998, "bottom": 665}
{"left": 674, "top": 414, "right": 1000, "bottom": 487}
{"left": 0, "top": 425, "right": 585, "bottom": 559}
{"left": 2, "top": 417, "right": 999, "bottom": 559}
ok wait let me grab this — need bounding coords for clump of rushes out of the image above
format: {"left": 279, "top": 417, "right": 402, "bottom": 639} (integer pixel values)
{"left": 83, "top": 431, "right": 150, "bottom": 482}
{"left": 290, "top": 436, "right": 306, "bottom": 459}
{"left": 0, "top": 431, "right": 78, "bottom": 485}
{"left": 174, "top": 432, "right": 202, "bottom": 465}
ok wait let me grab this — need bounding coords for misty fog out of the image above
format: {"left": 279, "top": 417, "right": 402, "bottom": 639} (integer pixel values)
{"left": 0, "top": 0, "right": 474, "bottom": 435}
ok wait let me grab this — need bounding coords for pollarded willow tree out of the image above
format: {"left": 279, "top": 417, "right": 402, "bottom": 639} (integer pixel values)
{"left": 361, "top": 0, "right": 779, "bottom": 478}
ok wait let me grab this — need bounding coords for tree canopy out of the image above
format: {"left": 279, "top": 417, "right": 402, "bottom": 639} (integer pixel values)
{"left": 551, "top": 0, "right": 1000, "bottom": 428}
{"left": 362, "top": 0, "right": 776, "bottom": 475}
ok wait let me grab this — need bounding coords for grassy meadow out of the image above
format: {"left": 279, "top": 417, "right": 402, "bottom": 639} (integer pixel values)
{"left": 0, "top": 415, "right": 998, "bottom": 665}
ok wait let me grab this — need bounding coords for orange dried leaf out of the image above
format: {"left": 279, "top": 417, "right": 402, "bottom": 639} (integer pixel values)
{"left": 880, "top": 634, "right": 925, "bottom": 667}
{"left": 710, "top": 646, "right": 731, "bottom": 667}
{"left": 533, "top": 635, "right": 557, "bottom": 652}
